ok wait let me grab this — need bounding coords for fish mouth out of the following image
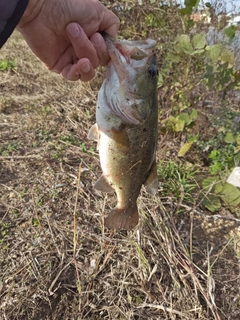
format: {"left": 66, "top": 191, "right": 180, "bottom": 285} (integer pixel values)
{"left": 103, "top": 34, "right": 156, "bottom": 81}
{"left": 102, "top": 33, "right": 156, "bottom": 56}
{"left": 102, "top": 34, "right": 157, "bottom": 125}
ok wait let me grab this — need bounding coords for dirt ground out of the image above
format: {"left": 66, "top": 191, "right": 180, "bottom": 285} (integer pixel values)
{"left": 0, "top": 29, "right": 240, "bottom": 320}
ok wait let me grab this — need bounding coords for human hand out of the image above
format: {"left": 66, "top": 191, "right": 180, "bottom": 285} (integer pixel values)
{"left": 17, "top": 0, "right": 120, "bottom": 81}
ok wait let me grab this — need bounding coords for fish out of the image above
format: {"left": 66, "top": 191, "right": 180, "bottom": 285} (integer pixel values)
{"left": 88, "top": 35, "right": 158, "bottom": 230}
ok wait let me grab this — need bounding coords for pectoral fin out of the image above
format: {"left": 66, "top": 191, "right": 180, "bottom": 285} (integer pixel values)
{"left": 94, "top": 174, "right": 115, "bottom": 193}
{"left": 87, "top": 123, "right": 98, "bottom": 141}
{"left": 144, "top": 161, "right": 158, "bottom": 195}
{"left": 111, "top": 126, "right": 130, "bottom": 150}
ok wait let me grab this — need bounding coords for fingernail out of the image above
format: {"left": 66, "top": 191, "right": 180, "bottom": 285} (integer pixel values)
{"left": 80, "top": 63, "right": 91, "bottom": 74}
{"left": 67, "top": 23, "right": 79, "bottom": 38}
{"left": 91, "top": 33, "right": 102, "bottom": 47}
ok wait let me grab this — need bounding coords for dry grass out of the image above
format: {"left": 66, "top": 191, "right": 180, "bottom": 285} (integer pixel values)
{"left": 0, "top": 29, "right": 240, "bottom": 320}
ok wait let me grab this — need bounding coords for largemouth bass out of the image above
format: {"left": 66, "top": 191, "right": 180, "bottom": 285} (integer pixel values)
{"left": 88, "top": 35, "right": 158, "bottom": 230}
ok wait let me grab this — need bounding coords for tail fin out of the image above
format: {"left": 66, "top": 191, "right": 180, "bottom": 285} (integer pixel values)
{"left": 104, "top": 204, "right": 138, "bottom": 230}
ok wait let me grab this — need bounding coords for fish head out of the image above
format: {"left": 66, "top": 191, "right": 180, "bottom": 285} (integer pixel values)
{"left": 103, "top": 35, "right": 158, "bottom": 125}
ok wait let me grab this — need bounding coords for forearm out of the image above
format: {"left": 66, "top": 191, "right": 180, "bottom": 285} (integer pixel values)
{"left": 0, "top": 0, "right": 29, "bottom": 47}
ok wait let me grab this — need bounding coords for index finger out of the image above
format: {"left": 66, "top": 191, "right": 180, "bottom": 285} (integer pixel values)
{"left": 99, "top": 9, "right": 120, "bottom": 37}
{"left": 66, "top": 23, "right": 99, "bottom": 69}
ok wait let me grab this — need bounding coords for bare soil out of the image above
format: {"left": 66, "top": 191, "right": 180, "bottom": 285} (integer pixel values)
{"left": 0, "top": 30, "right": 240, "bottom": 320}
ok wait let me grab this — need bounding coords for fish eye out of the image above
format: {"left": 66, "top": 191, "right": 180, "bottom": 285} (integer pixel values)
{"left": 148, "top": 64, "right": 158, "bottom": 78}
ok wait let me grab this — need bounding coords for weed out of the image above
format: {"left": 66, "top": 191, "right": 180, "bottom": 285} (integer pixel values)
{"left": 157, "top": 160, "right": 198, "bottom": 203}
{"left": 198, "top": 108, "right": 240, "bottom": 175}
{"left": 59, "top": 134, "right": 94, "bottom": 153}
{"left": 1, "top": 143, "right": 19, "bottom": 156}
{"left": 0, "top": 222, "right": 12, "bottom": 239}
{"left": 32, "top": 218, "right": 40, "bottom": 226}
{"left": 52, "top": 150, "right": 63, "bottom": 159}
{"left": 201, "top": 175, "right": 240, "bottom": 212}
{"left": 40, "top": 105, "right": 51, "bottom": 117}
{"left": 19, "top": 189, "right": 27, "bottom": 199}
{"left": 80, "top": 142, "right": 95, "bottom": 153}
{"left": 208, "top": 145, "right": 236, "bottom": 174}
{"left": 164, "top": 109, "right": 198, "bottom": 132}
{"left": 59, "top": 134, "right": 80, "bottom": 146}
{"left": 0, "top": 58, "right": 16, "bottom": 71}
{"left": 38, "top": 128, "right": 51, "bottom": 142}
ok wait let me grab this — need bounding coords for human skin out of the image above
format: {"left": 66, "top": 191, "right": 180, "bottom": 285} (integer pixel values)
{"left": 17, "top": 0, "right": 120, "bottom": 81}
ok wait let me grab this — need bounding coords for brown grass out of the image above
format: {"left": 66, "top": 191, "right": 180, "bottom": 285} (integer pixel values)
{"left": 0, "top": 26, "right": 240, "bottom": 320}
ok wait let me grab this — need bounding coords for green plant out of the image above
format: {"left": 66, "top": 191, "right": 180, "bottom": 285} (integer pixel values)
{"left": 19, "top": 189, "right": 27, "bottom": 199}
{"left": 205, "top": 44, "right": 237, "bottom": 92}
{"left": 59, "top": 134, "right": 80, "bottom": 146}
{"left": 164, "top": 109, "right": 198, "bottom": 132}
{"left": 0, "top": 59, "right": 16, "bottom": 71}
{"left": 38, "top": 128, "right": 51, "bottom": 142}
{"left": 208, "top": 146, "right": 237, "bottom": 174}
{"left": 32, "top": 218, "right": 40, "bottom": 226}
{"left": 1, "top": 143, "right": 19, "bottom": 156}
{"left": 80, "top": 142, "right": 95, "bottom": 154}
{"left": 199, "top": 120, "right": 240, "bottom": 175}
{"left": 201, "top": 176, "right": 240, "bottom": 212}
{"left": 0, "top": 222, "right": 12, "bottom": 239}
{"left": 157, "top": 160, "right": 198, "bottom": 203}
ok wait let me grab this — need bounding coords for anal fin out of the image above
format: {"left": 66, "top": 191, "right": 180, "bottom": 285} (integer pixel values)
{"left": 144, "top": 160, "right": 158, "bottom": 195}
{"left": 94, "top": 174, "right": 114, "bottom": 193}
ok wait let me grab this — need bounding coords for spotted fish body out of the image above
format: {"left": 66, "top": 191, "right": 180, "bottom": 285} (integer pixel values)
{"left": 88, "top": 35, "right": 158, "bottom": 230}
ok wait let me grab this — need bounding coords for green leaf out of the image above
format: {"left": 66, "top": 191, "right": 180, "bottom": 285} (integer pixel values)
{"left": 213, "top": 181, "right": 224, "bottom": 194}
{"left": 202, "top": 176, "right": 219, "bottom": 191}
{"left": 157, "top": 73, "right": 164, "bottom": 87}
{"left": 207, "top": 44, "right": 223, "bottom": 62}
{"left": 0, "top": 59, "right": 8, "bottom": 70}
{"left": 190, "top": 108, "right": 198, "bottom": 121}
{"left": 184, "top": 0, "right": 200, "bottom": 10}
{"left": 179, "top": 7, "right": 192, "bottom": 15}
{"left": 236, "top": 134, "right": 240, "bottom": 145}
{"left": 178, "top": 142, "right": 193, "bottom": 157}
{"left": 192, "top": 32, "right": 206, "bottom": 50}
{"left": 165, "top": 52, "right": 181, "bottom": 65}
{"left": 0, "top": 59, "right": 16, "bottom": 71}
{"left": 224, "top": 132, "right": 235, "bottom": 144}
{"left": 175, "top": 119, "right": 185, "bottom": 132}
{"left": 234, "top": 152, "right": 240, "bottom": 163}
{"left": 219, "top": 182, "right": 240, "bottom": 207}
{"left": 144, "top": 13, "right": 159, "bottom": 28}
{"left": 221, "top": 49, "right": 235, "bottom": 68}
{"left": 224, "top": 26, "right": 236, "bottom": 41}
{"left": 202, "top": 194, "right": 221, "bottom": 212}
{"left": 178, "top": 35, "right": 193, "bottom": 54}
{"left": 178, "top": 112, "right": 190, "bottom": 123}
